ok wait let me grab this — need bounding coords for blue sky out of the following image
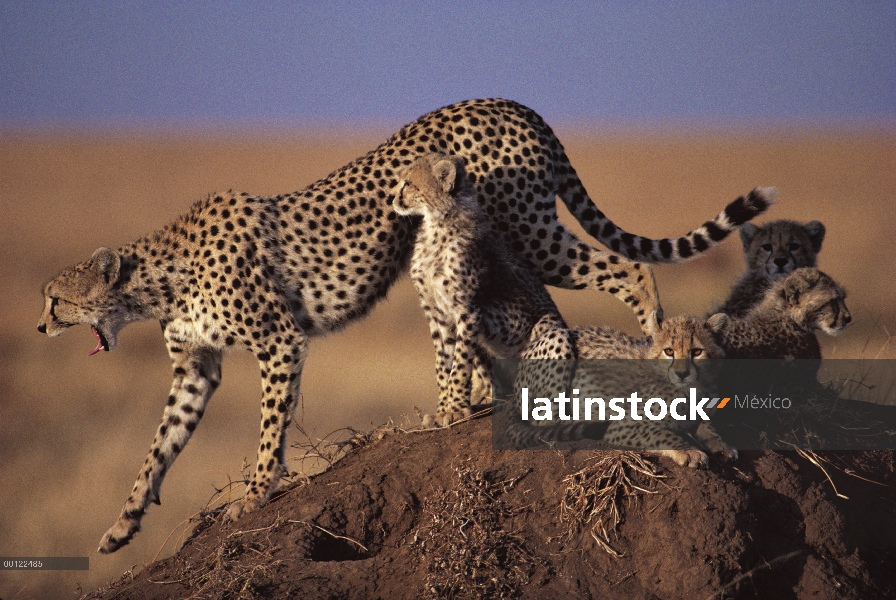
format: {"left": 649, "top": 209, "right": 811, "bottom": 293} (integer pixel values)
{"left": 1, "top": 2, "right": 894, "bottom": 128}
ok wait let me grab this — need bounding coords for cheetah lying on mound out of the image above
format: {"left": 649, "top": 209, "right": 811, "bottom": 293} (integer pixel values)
{"left": 37, "top": 99, "right": 772, "bottom": 553}
{"left": 708, "top": 267, "right": 850, "bottom": 360}
{"left": 708, "top": 267, "right": 850, "bottom": 395}
{"left": 718, "top": 219, "right": 825, "bottom": 318}
{"left": 517, "top": 268, "right": 851, "bottom": 456}
{"left": 503, "top": 316, "right": 737, "bottom": 468}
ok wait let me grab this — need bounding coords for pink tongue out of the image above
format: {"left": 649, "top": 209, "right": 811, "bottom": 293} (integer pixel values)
{"left": 89, "top": 326, "right": 104, "bottom": 356}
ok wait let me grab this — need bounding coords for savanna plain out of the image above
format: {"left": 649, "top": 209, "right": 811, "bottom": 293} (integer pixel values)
{"left": 1, "top": 123, "right": 894, "bottom": 598}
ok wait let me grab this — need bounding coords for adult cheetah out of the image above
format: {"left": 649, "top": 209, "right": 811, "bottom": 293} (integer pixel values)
{"left": 38, "top": 98, "right": 771, "bottom": 553}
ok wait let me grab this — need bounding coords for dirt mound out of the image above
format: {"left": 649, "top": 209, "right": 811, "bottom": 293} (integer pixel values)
{"left": 85, "top": 416, "right": 896, "bottom": 599}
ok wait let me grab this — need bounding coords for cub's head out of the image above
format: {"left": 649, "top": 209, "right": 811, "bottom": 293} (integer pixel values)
{"left": 391, "top": 153, "right": 472, "bottom": 217}
{"left": 645, "top": 315, "right": 725, "bottom": 386}
{"left": 740, "top": 219, "right": 825, "bottom": 281}
{"left": 37, "top": 247, "right": 129, "bottom": 354}
{"left": 776, "top": 267, "right": 850, "bottom": 335}
{"left": 710, "top": 267, "right": 851, "bottom": 336}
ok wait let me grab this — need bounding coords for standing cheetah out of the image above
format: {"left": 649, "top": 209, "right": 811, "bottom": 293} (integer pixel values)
{"left": 392, "top": 153, "right": 575, "bottom": 427}
{"left": 37, "top": 98, "right": 770, "bottom": 553}
{"left": 502, "top": 316, "right": 737, "bottom": 468}
{"left": 717, "top": 219, "right": 824, "bottom": 317}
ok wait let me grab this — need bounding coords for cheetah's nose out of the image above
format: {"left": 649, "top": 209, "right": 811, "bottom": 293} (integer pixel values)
{"left": 37, "top": 323, "right": 47, "bottom": 334}
{"left": 842, "top": 312, "right": 851, "bottom": 325}
{"left": 773, "top": 257, "right": 788, "bottom": 269}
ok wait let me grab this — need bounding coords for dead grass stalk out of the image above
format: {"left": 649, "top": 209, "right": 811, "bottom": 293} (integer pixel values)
{"left": 413, "top": 458, "right": 534, "bottom": 600}
{"left": 559, "top": 451, "right": 666, "bottom": 557}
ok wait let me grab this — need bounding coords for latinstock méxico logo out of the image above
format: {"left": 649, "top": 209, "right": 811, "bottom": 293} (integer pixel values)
{"left": 493, "top": 358, "right": 896, "bottom": 451}
{"left": 519, "top": 387, "right": 731, "bottom": 423}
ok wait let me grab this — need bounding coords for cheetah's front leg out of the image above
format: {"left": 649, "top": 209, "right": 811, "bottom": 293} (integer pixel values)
{"left": 98, "top": 326, "right": 222, "bottom": 553}
{"left": 696, "top": 422, "right": 738, "bottom": 461}
{"left": 427, "top": 315, "right": 480, "bottom": 427}
{"left": 603, "top": 421, "right": 709, "bottom": 469}
{"left": 224, "top": 325, "right": 308, "bottom": 522}
{"left": 470, "top": 348, "right": 494, "bottom": 405}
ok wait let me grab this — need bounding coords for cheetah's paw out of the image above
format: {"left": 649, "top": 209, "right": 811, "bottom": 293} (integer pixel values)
{"left": 707, "top": 442, "right": 739, "bottom": 462}
{"left": 663, "top": 448, "right": 709, "bottom": 469}
{"left": 225, "top": 496, "right": 265, "bottom": 523}
{"left": 98, "top": 518, "right": 140, "bottom": 554}
{"left": 422, "top": 406, "right": 471, "bottom": 428}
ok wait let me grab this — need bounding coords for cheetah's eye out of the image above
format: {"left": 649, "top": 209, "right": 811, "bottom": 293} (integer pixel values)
{"left": 692, "top": 348, "right": 703, "bottom": 357}
{"left": 761, "top": 243, "right": 773, "bottom": 252}
{"left": 789, "top": 242, "right": 801, "bottom": 251}
{"left": 828, "top": 299, "right": 840, "bottom": 316}
{"left": 663, "top": 348, "right": 674, "bottom": 357}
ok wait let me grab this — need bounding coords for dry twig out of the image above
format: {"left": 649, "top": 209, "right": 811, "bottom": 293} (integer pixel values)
{"left": 559, "top": 451, "right": 666, "bottom": 557}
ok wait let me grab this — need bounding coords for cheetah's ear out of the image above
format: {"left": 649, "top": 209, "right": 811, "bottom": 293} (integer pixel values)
{"left": 432, "top": 156, "right": 467, "bottom": 194}
{"left": 706, "top": 313, "right": 730, "bottom": 333}
{"left": 390, "top": 180, "right": 407, "bottom": 208}
{"left": 432, "top": 159, "right": 458, "bottom": 194}
{"left": 91, "top": 247, "right": 121, "bottom": 286}
{"left": 644, "top": 309, "right": 663, "bottom": 337}
{"left": 782, "top": 268, "right": 818, "bottom": 305}
{"left": 805, "top": 220, "right": 826, "bottom": 254}
{"left": 739, "top": 222, "right": 759, "bottom": 251}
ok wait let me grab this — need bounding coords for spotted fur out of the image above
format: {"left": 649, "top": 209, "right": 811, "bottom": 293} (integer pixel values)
{"left": 504, "top": 316, "right": 737, "bottom": 468}
{"left": 37, "top": 98, "right": 770, "bottom": 553}
{"left": 708, "top": 267, "right": 850, "bottom": 360}
{"left": 393, "top": 154, "right": 575, "bottom": 426}
{"left": 718, "top": 219, "right": 824, "bottom": 318}
{"left": 708, "top": 268, "right": 850, "bottom": 397}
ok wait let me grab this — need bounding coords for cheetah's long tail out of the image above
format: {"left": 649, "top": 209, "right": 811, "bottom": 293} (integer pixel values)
{"left": 559, "top": 178, "right": 776, "bottom": 264}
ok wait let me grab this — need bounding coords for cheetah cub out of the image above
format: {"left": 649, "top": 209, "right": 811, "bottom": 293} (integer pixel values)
{"left": 392, "top": 153, "right": 577, "bottom": 427}
{"left": 505, "top": 316, "right": 737, "bottom": 468}
{"left": 718, "top": 219, "right": 824, "bottom": 317}
{"left": 708, "top": 268, "right": 849, "bottom": 397}
{"left": 708, "top": 267, "right": 850, "bottom": 360}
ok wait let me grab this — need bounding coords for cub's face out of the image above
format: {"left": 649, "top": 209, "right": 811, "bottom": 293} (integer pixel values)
{"left": 740, "top": 220, "right": 825, "bottom": 281}
{"left": 37, "top": 247, "right": 128, "bottom": 354}
{"left": 391, "top": 153, "right": 469, "bottom": 218}
{"left": 645, "top": 316, "right": 725, "bottom": 386}
{"left": 781, "top": 268, "right": 851, "bottom": 335}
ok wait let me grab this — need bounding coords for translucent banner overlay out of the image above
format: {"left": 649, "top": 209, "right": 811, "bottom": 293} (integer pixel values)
{"left": 490, "top": 359, "right": 896, "bottom": 451}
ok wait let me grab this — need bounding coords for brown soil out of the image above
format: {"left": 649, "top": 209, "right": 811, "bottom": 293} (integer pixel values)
{"left": 84, "top": 415, "right": 896, "bottom": 600}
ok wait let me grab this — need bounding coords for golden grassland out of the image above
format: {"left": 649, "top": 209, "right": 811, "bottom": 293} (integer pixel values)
{"left": 0, "top": 126, "right": 893, "bottom": 598}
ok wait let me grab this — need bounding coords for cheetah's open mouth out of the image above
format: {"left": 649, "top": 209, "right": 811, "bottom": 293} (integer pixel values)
{"left": 89, "top": 326, "right": 110, "bottom": 356}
